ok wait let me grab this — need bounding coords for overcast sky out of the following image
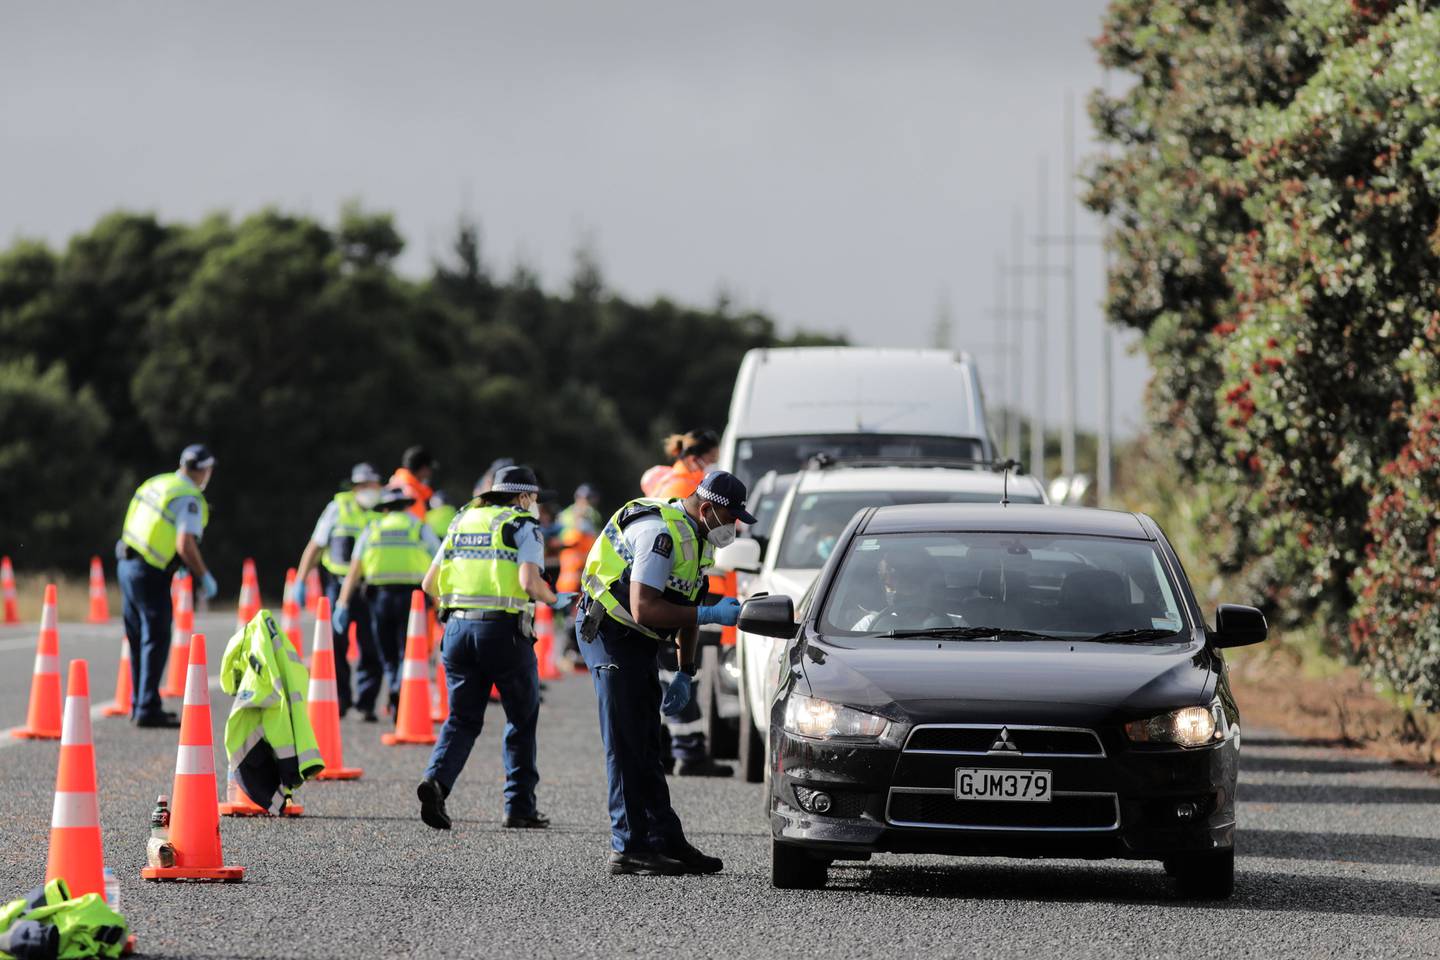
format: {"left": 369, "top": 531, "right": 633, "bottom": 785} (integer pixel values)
{"left": 1, "top": 0, "right": 1147, "bottom": 439}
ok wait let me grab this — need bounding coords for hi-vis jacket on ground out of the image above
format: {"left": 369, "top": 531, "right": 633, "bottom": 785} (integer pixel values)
{"left": 0, "top": 878, "right": 128, "bottom": 960}
{"left": 221, "top": 610, "right": 324, "bottom": 811}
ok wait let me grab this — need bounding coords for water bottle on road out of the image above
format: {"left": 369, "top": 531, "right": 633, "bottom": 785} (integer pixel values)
{"left": 146, "top": 794, "right": 175, "bottom": 869}
{"left": 103, "top": 866, "right": 119, "bottom": 910}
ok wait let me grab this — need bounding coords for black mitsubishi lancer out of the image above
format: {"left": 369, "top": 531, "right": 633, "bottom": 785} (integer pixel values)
{"left": 737, "top": 504, "right": 1267, "bottom": 897}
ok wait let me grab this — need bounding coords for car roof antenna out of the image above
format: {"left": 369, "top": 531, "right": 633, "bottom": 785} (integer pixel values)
{"left": 1000, "top": 459, "right": 1019, "bottom": 506}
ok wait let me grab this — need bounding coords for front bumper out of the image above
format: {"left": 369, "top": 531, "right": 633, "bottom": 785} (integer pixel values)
{"left": 771, "top": 726, "right": 1237, "bottom": 861}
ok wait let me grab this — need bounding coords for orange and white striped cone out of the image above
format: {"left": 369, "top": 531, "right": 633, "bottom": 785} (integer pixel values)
{"left": 12, "top": 584, "right": 62, "bottom": 740}
{"left": 86, "top": 556, "right": 109, "bottom": 623}
{"left": 142, "top": 633, "right": 245, "bottom": 880}
{"left": 535, "top": 603, "right": 561, "bottom": 681}
{"left": 100, "top": 638, "right": 133, "bottom": 718}
{"left": 0, "top": 556, "right": 19, "bottom": 624}
{"left": 235, "top": 558, "right": 260, "bottom": 628}
{"left": 310, "top": 598, "right": 362, "bottom": 780}
{"left": 305, "top": 568, "right": 322, "bottom": 616}
{"left": 45, "top": 659, "right": 108, "bottom": 899}
{"left": 382, "top": 591, "right": 436, "bottom": 746}
{"left": 161, "top": 575, "right": 193, "bottom": 699}
{"left": 281, "top": 568, "right": 301, "bottom": 654}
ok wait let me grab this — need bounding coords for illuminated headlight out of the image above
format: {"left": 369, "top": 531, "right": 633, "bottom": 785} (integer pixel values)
{"left": 1125, "top": 699, "right": 1229, "bottom": 748}
{"left": 782, "top": 694, "right": 889, "bottom": 740}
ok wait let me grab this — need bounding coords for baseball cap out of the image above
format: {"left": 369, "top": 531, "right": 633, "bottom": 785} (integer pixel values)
{"left": 179, "top": 444, "right": 215, "bottom": 470}
{"left": 349, "top": 462, "right": 382, "bottom": 485}
{"left": 480, "top": 465, "right": 555, "bottom": 502}
{"left": 695, "top": 471, "right": 757, "bottom": 525}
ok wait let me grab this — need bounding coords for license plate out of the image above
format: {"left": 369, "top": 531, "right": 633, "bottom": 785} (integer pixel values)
{"left": 954, "top": 768, "right": 1052, "bottom": 802}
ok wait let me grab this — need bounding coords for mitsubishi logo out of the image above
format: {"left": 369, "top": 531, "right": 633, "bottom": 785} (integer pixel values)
{"left": 989, "top": 727, "right": 1021, "bottom": 754}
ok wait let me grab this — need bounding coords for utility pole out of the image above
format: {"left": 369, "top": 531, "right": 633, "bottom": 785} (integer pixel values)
{"left": 1009, "top": 209, "right": 1025, "bottom": 465}
{"left": 1062, "top": 91, "right": 1078, "bottom": 480}
{"left": 1031, "top": 158, "right": 1048, "bottom": 486}
{"left": 1098, "top": 241, "right": 1113, "bottom": 502}
{"left": 993, "top": 255, "right": 1008, "bottom": 454}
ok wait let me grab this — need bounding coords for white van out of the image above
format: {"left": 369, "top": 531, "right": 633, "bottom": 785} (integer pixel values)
{"left": 719, "top": 347, "right": 998, "bottom": 488}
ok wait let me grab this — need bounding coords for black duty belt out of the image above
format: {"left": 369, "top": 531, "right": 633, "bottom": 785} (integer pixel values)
{"left": 449, "top": 609, "right": 518, "bottom": 621}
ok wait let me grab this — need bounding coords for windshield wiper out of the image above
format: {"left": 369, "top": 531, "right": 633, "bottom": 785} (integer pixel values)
{"left": 1080, "top": 628, "right": 1183, "bottom": 644}
{"left": 879, "top": 626, "right": 1062, "bottom": 641}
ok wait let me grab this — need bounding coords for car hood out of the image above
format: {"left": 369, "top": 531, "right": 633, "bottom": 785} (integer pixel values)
{"left": 796, "top": 636, "right": 1217, "bottom": 726}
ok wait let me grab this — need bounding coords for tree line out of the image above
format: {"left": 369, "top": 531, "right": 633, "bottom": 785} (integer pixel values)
{"left": 1091, "top": 0, "right": 1440, "bottom": 707}
{"left": 0, "top": 204, "right": 841, "bottom": 591}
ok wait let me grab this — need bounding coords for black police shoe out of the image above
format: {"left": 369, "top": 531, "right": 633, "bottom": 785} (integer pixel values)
{"left": 360, "top": 710, "right": 379, "bottom": 723}
{"left": 667, "top": 841, "right": 724, "bottom": 875}
{"left": 502, "top": 811, "right": 550, "bottom": 829}
{"left": 676, "top": 758, "right": 734, "bottom": 778}
{"left": 417, "top": 778, "right": 451, "bottom": 830}
{"left": 607, "top": 850, "right": 687, "bottom": 876}
{"left": 133, "top": 711, "right": 181, "bottom": 728}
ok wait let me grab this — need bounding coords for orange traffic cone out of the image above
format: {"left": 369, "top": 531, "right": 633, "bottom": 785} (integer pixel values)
{"left": 280, "top": 568, "right": 301, "bottom": 654}
{"left": 235, "top": 558, "right": 260, "bottom": 628}
{"left": 142, "top": 633, "right": 245, "bottom": 881}
{"left": 12, "top": 584, "right": 62, "bottom": 740}
{"left": 432, "top": 661, "right": 449, "bottom": 724}
{"left": 100, "top": 638, "right": 132, "bottom": 718}
{"left": 45, "top": 659, "right": 107, "bottom": 899}
{"left": 86, "top": 556, "right": 109, "bottom": 624}
{"left": 305, "top": 568, "right": 322, "bottom": 616}
{"left": 310, "top": 598, "right": 362, "bottom": 780}
{"left": 382, "top": 591, "right": 436, "bottom": 746}
{"left": 535, "top": 603, "right": 561, "bottom": 681}
{"left": 347, "top": 622, "right": 359, "bottom": 664}
{"left": 1, "top": 556, "right": 18, "bottom": 624}
{"left": 161, "top": 575, "right": 193, "bottom": 699}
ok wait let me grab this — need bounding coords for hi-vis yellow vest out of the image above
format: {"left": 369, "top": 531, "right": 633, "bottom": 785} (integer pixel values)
{"left": 121, "top": 472, "right": 209, "bottom": 570}
{"left": 580, "top": 498, "right": 712, "bottom": 639}
{"left": 436, "top": 503, "right": 532, "bottom": 613}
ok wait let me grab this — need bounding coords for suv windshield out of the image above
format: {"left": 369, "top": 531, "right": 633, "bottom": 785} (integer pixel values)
{"left": 777, "top": 489, "right": 1044, "bottom": 570}
{"left": 818, "top": 532, "right": 1187, "bottom": 641}
{"left": 733, "top": 434, "right": 985, "bottom": 489}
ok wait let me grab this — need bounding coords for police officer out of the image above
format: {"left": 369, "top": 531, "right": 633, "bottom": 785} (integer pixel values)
{"left": 415, "top": 465, "right": 560, "bottom": 831}
{"left": 294, "top": 463, "right": 382, "bottom": 720}
{"left": 116, "top": 444, "right": 219, "bottom": 728}
{"left": 574, "top": 471, "right": 750, "bottom": 875}
{"left": 333, "top": 486, "right": 442, "bottom": 718}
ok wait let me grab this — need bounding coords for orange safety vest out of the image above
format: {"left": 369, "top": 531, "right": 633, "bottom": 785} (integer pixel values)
{"left": 651, "top": 461, "right": 706, "bottom": 500}
{"left": 389, "top": 468, "right": 433, "bottom": 521}
{"left": 639, "top": 464, "right": 673, "bottom": 497}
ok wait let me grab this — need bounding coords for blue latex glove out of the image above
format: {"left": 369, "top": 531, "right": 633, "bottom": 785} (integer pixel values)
{"left": 331, "top": 603, "right": 350, "bottom": 635}
{"left": 696, "top": 596, "right": 741, "bottom": 627}
{"left": 552, "top": 592, "right": 579, "bottom": 612}
{"left": 199, "top": 571, "right": 219, "bottom": 600}
{"left": 661, "top": 671, "right": 694, "bottom": 717}
{"left": 292, "top": 577, "right": 306, "bottom": 610}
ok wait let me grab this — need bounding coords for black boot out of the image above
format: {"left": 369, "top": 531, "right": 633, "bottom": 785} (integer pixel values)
{"left": 607, "top": 850, "right": 687, "bottom": 876}
{"left": 417, "top": 778, "right": 451, "bottom": 830}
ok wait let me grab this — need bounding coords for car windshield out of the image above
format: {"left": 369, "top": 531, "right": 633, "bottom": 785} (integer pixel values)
{"left": 732, "top": 434, "right": 984, "bottom": 489}
{"left": 777, "top": 489, "right": 1044, "bottom": 570}
{"left": 818, "top": 532, "right": 1188, "bottom": 641}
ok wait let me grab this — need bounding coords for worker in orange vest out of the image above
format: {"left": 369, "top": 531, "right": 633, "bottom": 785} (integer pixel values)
{"left": 554, "top": 484, "right": 603, "bottom": 667}
{"left": 649, "top": 429, "right": 720, "bottom": 499}
{"left": 390, "top": 445, "right": 436, "bottom": 522}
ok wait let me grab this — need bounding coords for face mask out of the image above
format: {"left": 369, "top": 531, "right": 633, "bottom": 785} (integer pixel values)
{"left": 702, "top": 505, "right": 737, "bottom": 548}
{"left": 702, "top": 461, "right": 721, "bottom": 475}
{"left": 355, "top": 487, "right": 380, "bottom": 509}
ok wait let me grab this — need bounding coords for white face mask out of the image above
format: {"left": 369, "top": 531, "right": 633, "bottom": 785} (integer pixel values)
{"left": 355, "top": 487, "right": 381, "bottom": 509}
{"left": 702, "top": 505, "right": 737, "bottom": 548}
{"left": 702, "top": 461, "right": 721, "bottom": 475}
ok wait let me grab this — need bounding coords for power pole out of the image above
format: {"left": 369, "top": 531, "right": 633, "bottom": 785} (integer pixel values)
{"left": 1031, "top": 158, "right": 1049, "bottom": 487}
{"left": 1062, "top": 91, "right": 1078, "bottom": 480}
{"left": 1098, "top": 241, "right": 1113, "bottom": 502}
{"left": 1009, "top": 209, "right": 1025, "bottom": 465}
{"left": 993, "top": 255, "right": 1008, "bottom": 454}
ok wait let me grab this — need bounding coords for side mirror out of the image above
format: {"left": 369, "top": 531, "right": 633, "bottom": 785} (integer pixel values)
{"left": 738, "top": 594, "right": 797, "bottom": 639}
{"left": 1211, "top": 604, "right": 1267, "bottom": 649}
{"left": 713, "top": 537, "right": 763, "bottom": 574}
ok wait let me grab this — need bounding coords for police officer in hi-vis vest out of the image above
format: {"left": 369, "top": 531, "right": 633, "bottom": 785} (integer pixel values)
{"left": 293, "top": 463, "right": 383, "bottom": 719}
{"left": 415, "top": 465, "right": 561, "bottom": 831}
{"left": 333, "top": 485, "right": 442, "bottom": 718}
{"left": 116, "top": 444, "right": 219, "bottom": 728}
{"left": 575, "top": 470, "right": 750, "bottom": 876}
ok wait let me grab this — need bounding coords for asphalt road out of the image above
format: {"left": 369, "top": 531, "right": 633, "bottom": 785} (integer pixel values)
{"left": 1, "top": 615, "right": 1437, "bottom": 959}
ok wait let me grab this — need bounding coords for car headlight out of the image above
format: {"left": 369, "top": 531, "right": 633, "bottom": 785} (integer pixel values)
{"left": 1125, "top": 698, "right": 1229, "bottom": 747}
{"left": 782, "top": 694, "right": 889, "bottom": 740}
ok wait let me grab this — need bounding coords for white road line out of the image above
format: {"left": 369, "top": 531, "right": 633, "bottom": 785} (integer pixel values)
{"left": 0, "top": 676, "right": 225, "bottom": 750}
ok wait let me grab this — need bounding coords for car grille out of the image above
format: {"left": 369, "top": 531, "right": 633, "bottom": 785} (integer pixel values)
{"left": 904, "top": 724, "right": 1105, "bottom": 757}
{"left": 886, "top": 789, "right": 1119, "bottom": 831}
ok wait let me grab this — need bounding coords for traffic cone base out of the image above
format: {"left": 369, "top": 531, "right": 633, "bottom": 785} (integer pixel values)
{"left": 380, "top": 729, "right": 437, "bottom": 745}
{"left": 218, "top": 780, "right": 303, "bottom": 816}
{"left": 141, "top": 863, "right": 245, "bottom": 881}
{"left": 315, "top": 765, "right": 364, "bottom": 781}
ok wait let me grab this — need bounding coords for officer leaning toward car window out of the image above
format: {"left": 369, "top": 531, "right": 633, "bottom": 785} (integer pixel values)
{"left": 414, "top": 465, "right": 562, "bottom": 831}
{"left": 574, "top": 471, "right": 751, "bottom": 876}
{"left": 116, "top": 444, "right": 219, "bottom": 728}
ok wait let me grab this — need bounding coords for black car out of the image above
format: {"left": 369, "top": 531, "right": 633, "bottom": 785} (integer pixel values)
{"left": 739, "top": 504, "right": 1266, "bottom": 897}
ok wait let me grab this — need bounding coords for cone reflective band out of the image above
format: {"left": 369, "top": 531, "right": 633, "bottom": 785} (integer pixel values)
{"left": 162, "top": 575, "right": 193, "bottom": 699}
{"left": 13, "top": 584, "right": 62, "bottom": 740}
{"left": 1, "top": 556, "right": 19, "bottom": 624}
{"left": 101, "top": 638, "right": 132, "bottom": 717}
{"left": 87, "top": 556, "right": 109, "bottom": 623}
{"left": 281, "top": 568, "right": 301, "bottom": 654}
{"left": 310, "top": 597, "right": 362, "bottom": 780}
{"left": 382, "top": 590, "right": 436, "bottom": 745}
{"left": 45, "top": 660, "right": 107, "bottom": 899}
{"left": 142, "top": 633, "right": 244, "bottom": 881}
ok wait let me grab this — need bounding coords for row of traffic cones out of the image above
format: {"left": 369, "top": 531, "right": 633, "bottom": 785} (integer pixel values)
{"left": 0, "top": 555, "right": 111, "bottom": 626}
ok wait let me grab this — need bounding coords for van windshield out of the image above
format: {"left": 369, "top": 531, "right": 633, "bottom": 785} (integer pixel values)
{"left": 732, "top": 434, "right": 985, "bottom": 489}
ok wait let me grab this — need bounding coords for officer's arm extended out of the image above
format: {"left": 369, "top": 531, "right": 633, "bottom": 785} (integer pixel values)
{"left": 175, "top": 530, "right": 209, "bottom": 581}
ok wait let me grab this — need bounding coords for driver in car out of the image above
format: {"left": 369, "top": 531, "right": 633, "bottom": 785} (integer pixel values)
{"left": 851, "top": 546, "right": 954, "bottom": 632}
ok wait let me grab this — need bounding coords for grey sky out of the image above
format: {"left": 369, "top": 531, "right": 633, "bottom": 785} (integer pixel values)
{"left": 1, "top": 0, "right": 1146, "bottom": 439}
